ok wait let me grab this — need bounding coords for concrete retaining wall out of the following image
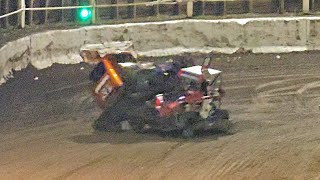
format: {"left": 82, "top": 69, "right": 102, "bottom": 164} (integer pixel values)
{"left": 1, "top": 17, "right": 320, "bottom": 84}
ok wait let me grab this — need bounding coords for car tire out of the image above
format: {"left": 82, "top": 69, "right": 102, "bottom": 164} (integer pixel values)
{"left": 130, "top": 123, "right": 145, "bottom": 133}
{"left": 182, "top": 126, "right": 194, "bottom": 138}
{"left": 178, "top": 112, "right": 198, "bottom": 138}
{"left": 209, "top": 109, "right": 230, "bottom": 133}
{"left": 129, "top": 118, "right": 146, "bottom": 133}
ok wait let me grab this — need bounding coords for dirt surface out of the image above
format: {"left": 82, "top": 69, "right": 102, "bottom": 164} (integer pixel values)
{"left": 0, "top": 52, "right": 320, "bottom": 180}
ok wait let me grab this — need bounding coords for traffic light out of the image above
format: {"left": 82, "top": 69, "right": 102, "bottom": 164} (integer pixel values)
{"left": 77, "top": 0, "right": 93, "bottom": 25}
{"left": 77, "top": 7, "right": 92, "bottom": 24}
{"left": 78, "top": 8, "right": 92, "bottom": 21}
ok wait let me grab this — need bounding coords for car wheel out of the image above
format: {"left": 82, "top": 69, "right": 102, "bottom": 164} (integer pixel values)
{"left": 93, "top": 100, "right": 125, "bottom": 132}
{"left": 93, "top": 109, "right": 122, "bottom": 132}
{"left": 182, "top": 126, "right": 194, "bottom": 138}
{"left": 209, "top": 109, "right": 230, "bottom": 133}
{"left": 128, "top": 115, "right": 146, "bottom": 133}
{"left": 179, "top": 112, "right": 198, "bottom": 138}
{"left": 219, "top": 118, "right": 231, "bottom": 133}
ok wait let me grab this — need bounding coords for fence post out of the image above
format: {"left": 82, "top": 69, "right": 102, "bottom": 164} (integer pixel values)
{"left": 311, "top": 0, "right": 315, "bottom": 12}
{"left": 45, "top": 0, "right": 49, "bottom": 23}
{"left": 223, "top": 0, "right": 226, "bottom": 16}
{"left": 187, "top": 0, "right": 193, "bottom": 17}
{"left": 61, "top": 0, "right": 65, "bottom": 22}
{"left": 29, "top": 0, "right": 34, "bottom": 25}
{"left": 5, "top": 0, "right": 9, "bottom": 27}
{"left": 202, "top": 0, "right": 205, "bottom": 16}
{"left": 21, "top": 0, "right": 26, "bottom": 28}
{"left": 91, "top": 0, "right": 96, "bottom": 23}
{"left": 134, "top": 3, "right": 136, "bottom": 19}
{"left": 279, "top": 0, "right": 284, "bottom": 14}
{"left": 157, "top": 0, "right": 160, "bottom": 17}
{"left": 249, "top": 0, "right": 253, "bottom": 13}
{"left": 303, "top": 0, "right": 309, "bottom": 13}
{"left": 116, "top": 0, "right": 119, "bottom": 19}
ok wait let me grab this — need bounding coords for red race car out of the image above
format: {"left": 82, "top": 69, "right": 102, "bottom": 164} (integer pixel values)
{"left": 80, "top": 42, "right": 230, "bottom": 138}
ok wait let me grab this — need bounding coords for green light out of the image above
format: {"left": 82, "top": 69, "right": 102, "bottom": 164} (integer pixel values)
{"left": 78, "top": 8, "right": 92, "bottom": 22}
{"left": 81, "top": 9, "right": 90, "bottom": 18}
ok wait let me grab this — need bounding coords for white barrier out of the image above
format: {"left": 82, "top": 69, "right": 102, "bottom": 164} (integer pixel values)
{"left": 1, "top": 17, "right": 320, "bottom": 85}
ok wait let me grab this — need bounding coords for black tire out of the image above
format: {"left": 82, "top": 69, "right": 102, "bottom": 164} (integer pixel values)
{"left": 127, "top": 105, "right": 153, "bottom": 134}
{"left": 93, "top": 110, "right": 122, "bottom": 132}
{"left": 129, "top": 116, "right": 146, "bottom": 133}
{"left": 178, "top": 112, "right": 199, "bottom": 138}
{"left": 220, "top": 109, "right": 229, "bottom": 119}
{"left": 182, "top": 126, "right": 194, "bottom": 138}
{"left": 219, "top": 110, "right": 230, "bottom": 132}
{"left": 219, "top": 118, "right": 231, "bottom": 133}
{"left": 209, "top": 109, "right": 230, "bottom": 133}
{"left": 93, "top": 100, "right": 127, "bottom": 132}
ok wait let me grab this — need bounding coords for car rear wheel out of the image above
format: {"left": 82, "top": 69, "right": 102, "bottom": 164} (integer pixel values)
{"left": 209, "top": 109, "right": 230, "bottom": 133}
{"left": 129, "top": 119, "right": 146, "bottom": 133}
{"left": 178, "top": 112, "right": 199, "bottom": 138}
{"left": 182, "top": 126, "right": 194, "bottom": 138}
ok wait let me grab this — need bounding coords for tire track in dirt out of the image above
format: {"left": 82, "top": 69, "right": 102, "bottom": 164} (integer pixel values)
{"left": 256, "top": 76, "right": 320, "bottom": 96}
{"left": 254, "top": 76, "right": 320, "bottom": 114}
{"left": 141, "top": 143, "right": 198, "bottom": 179}
{"left": 2, "top": 53, "right": 320, "bottom": 179}
{"left": 54, "top": 154, "right": 112, "bottom": 180}
{"left": 198, "top": 128, "right": 316, "bottom": 179}
{"left": 204, "top": 137, "right": 279, "bottom": 179}
{"left": 188, "top": 71, "right": 320, "bottom": 179}
{"left": 60, "top": 57, "right": 320, "bottom": 180}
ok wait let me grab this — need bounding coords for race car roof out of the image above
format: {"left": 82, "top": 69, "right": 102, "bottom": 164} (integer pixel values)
{"left": 179, "top": 65, "right": 221, "bottom": 81}
{"left": 181, "top": 65, "right": 221, "bottom": 75}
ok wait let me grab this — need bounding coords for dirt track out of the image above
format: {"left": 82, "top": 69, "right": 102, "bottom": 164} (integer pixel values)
{"left": 0, "top": 52, "right": 320, "bottom": 180}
